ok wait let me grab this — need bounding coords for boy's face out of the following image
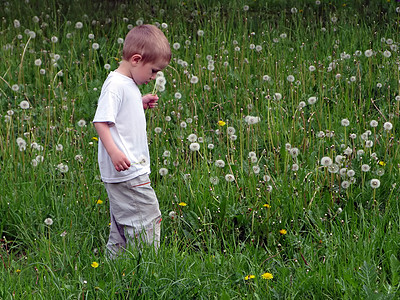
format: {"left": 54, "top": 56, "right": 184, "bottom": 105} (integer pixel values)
{"left": 130, "top": 57, "right": 168, "bottom": 86}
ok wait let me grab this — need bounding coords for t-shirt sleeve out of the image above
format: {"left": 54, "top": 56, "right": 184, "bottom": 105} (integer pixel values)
{"left": 93, "top": 90, "right": 121, "bottom": 125}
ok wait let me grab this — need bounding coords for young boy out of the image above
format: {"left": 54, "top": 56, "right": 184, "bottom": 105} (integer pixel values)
{"left": 93, "top": 24, "right": 171, "bottom": 258}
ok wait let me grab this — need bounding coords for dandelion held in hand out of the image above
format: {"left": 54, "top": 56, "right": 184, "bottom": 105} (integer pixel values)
{"left": 152, "top": 71, "right": 166, "bottom": 95}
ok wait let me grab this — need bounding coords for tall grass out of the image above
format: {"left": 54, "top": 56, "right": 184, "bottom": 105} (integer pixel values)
{"left": 1, "top": 0, "right": 400, "bottom": 298}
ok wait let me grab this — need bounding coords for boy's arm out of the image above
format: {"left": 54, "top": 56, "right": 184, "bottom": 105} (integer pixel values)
{"left": 94, "top": 122, "right": 131, "bottom": 172}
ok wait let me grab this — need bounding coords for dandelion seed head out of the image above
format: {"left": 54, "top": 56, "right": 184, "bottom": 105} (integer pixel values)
{"left": 159, "top": 168, "right": 168, "bottom": 176}
{"left": 320, "top": 156, "right": 333, "bottom": 166}
{"left": 189, "top": 142, "right": 200, "bottom": 151}
{"left": 370, "top": 178, "right": 380, "bottom": 189}
{"left": 44, "top": 218, "right": 53, "bottom": 225}
{"left": 308, "top": 96, "right": 317, "bottom": 105}
{"left": 19, "top": 100, "right": 29, "bottom": 109}
{"left": 383, "top": 122, "right": 393, "bottom": 130}
{"left": 225, "top": 174, "right": 235, "bottom": 182}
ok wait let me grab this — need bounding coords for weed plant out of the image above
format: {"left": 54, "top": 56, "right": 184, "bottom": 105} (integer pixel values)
{"left": 1, "top": 0, "right": 400, "bottom": 298}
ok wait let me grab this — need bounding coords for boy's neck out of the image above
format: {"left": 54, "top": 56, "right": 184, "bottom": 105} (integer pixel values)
{"left": 115, "top": 60, "right": 131, "bottom": 78}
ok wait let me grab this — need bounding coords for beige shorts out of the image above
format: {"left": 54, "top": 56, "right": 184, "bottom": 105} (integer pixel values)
{"left": 104, "top": 173, "right": 161, "bottom": 258}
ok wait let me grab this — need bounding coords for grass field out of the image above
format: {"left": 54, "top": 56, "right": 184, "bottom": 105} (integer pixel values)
{"left": 1, "top": 0, "right": 400, "bottom": 298}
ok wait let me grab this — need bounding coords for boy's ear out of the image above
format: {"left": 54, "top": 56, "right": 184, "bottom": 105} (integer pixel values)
{"left": 130, "top": 54, "right": 142, "bottom": 65}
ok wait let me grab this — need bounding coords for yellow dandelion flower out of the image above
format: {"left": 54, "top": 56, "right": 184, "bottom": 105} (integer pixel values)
{"left": 178, "top": 202, "right": 187, "bottom": 207}
{"left": 91, "top": 261, "right": 99, "bottom": 268}
{"left": 378, "top": 161, "right": 386, "bottom": 166}
{"left": 96, "top": 199, "right": 103, "bottom": 204}
{"left": 16, "top": 269, "right": 21, "bottom": 274}
{"left": 244, "top": 275, "right": 255, "bottom": 280}
{"left": 279, "top": 229, "right": 287, "bottom": 235}
{"left": 263, "top": 204, "right": 271, "bottom": 208}
{"left": 92, "top": 137, "right": 99, "bottom": 141}
{"left": 261, "top": 272, "right": 273, "bottom": 280}
{"left": 217, "top": 120, "right": 226, "bottom": 126}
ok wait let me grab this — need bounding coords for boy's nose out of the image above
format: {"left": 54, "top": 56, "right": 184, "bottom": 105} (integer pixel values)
{"left": 150, "top": 74, "right": 157, "bottom": 80}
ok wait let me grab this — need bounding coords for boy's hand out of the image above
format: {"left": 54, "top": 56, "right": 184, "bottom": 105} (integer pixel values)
{"left": 110, "top": 149, "right": 131, "bottom": 172}
{"left": 142, "top": 94, "right": 159, "bottom": 109}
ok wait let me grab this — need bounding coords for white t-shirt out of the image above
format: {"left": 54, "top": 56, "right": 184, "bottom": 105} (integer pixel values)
{"left": 93, "top": 71, "right": 151, "bottom": 183}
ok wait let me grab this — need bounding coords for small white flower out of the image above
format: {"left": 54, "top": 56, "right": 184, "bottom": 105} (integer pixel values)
{"left": 364, "top": 49, "right": 373, "bottom": 57}
{"left": 341, "top": 181, "right": 350, "bottom": 189}
{"left": 320, "top": 156, "right": 333, "bottom": 166}
{"left": 263, "top": 75, "right": 271, "bottom": 81}
{"left": 159, "top": 168, "right": 168, "bottom": 176}
{"left": 274, "top": 93, "right": 282, "bottom": 101}
{"left": 365, "top": 140, "right": 374, "bottom": 148}
{"left": 263, "top": 175, "right": 271, "bottom": 182}
{"left": 370, "top": 120, "right": 378, "bottom": 127}
{"left": 287, "top": 75, "right": 295, "bottom": 82}
{"left": 154, "top": 127, "right": 162, "bottom": 134}
{"left": 215, "top": 160, "right": 225, "bottom": 168}
{"left": 383, "top": 50, "right": 391, "bottom": 58}
{"left": 370, "top": 178, "right": 380, "bottom": 189}
{"left": 253, "top": 165, "right": 261, "bottom": 174}
{"left": 44, "top": 218, "right": 53, "bottom": 225}
{"left": 169, "top": 211, "right": 177, "bottom": 219}
{"left": 225, "top": 174, "right": 235, "bottom": 182}
{"left": 173, "top": 42, "right": 181, "bottom": 50}
{"left": 19, "top": 100, "right": 30, "bottom": 109}
{"left": 56, "top": 144, "right": 63, "bottom": 151}
{"left": 187, "top": 133, "right": 197, "bottom": 142}
{"left": 210, "top": 176, "right": 219, "bottom": 185}
{"left": 308, "top": 96, "right": 317, "bottom": 105}
{"left": 189, "top": 142, "right": 200, "bottom": 151}
{"left": 77, "top": 119, "right": 86, "bottom": 127}
{"left": 34, "top": 59, "right": 42, "bottom": 66}
{"left": 92, "top": 43, "right": 99, "bottom": 50}
{"left": 190, "top": 76, "right": 199, "bottom": 84}
{"left": 289, "top": 147, "right": 300, "bottom": 158}
{"left": 347, "top": 169, "right": 355, "bottom": 177}
{"left": 361, "top": 164, "right": 370, "bottom": 172}
{"left": 75, "top": 21, "right": 83, "bottom": 29}
{"left": 383, "top": 122, "right": 393, "bottom": 130}
{"left": 343, "top": 147, "right": 353, "bottom": 156}
{"left": 328, "top": 164, "right": 339, "bottom": 174}
{"left": 291, "top": 164, "right": 299, "bottom": 172}
{"left": 208, "top": 143, "right": 214, "bottom": 150}
{"left": 341, "top": 118, "right": 350, "bottom": 127}
{"left": 57, "top": 163, "right": 69, "bottom": 173}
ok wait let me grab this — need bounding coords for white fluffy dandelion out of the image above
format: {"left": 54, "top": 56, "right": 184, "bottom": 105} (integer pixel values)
{"left": 159, "top": 168, "right": 168, "bottom": 176}
{"left": 44, "top": 218, "right": 53, "bottom": 225}
{"left": 370, "top": 178, "right": 380, "bottom": 189}
{"left": 307, "top": 96, "right": 317, "bottom": 105}
{"left": 189, "top": 142, "right": 200, "bottom": 151}
{"left": 383, "top": 122, "right": 393, "bottom": 130}
{"left": 19, "top": 100, "right": 30, "bottom": 109}
{"left": 225, "top": 174, "right": 235, "bottom": 182}
{"left": 320, "top": 156, "right": 333, "bottom": 166}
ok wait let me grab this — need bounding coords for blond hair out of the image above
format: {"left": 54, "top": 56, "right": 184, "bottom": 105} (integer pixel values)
{"left": 122, "top": 24, "right": 171, "bottom": 64}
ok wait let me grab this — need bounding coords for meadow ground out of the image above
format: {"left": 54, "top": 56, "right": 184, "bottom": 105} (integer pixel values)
{"left": 1, "top": 0, "right": 400, "bottom": 298}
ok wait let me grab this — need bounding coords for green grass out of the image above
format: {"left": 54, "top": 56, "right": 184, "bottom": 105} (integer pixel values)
{"left": 1, "top": 0, "right": 400, "bottom": 298}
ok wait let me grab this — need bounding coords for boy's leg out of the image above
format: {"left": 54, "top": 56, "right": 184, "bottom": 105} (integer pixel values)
{"left": 105, "top": 174, "right": 161, "bottom": 253}
{"left": 125, "top": 216, "right": 161, "bottom": 251}
{"left": 106, "top": 206, "right": 127, "bottom": 258}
